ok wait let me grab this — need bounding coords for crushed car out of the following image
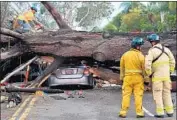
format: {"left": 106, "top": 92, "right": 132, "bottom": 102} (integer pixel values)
{"left": 48, "top": 61, "right": 96, "bottom": 89}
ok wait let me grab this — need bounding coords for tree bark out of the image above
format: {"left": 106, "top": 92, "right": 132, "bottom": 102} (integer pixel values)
{"left": 1, "top": 29, "right": 176, "bottom": 61}
{"left": 0, "top": 43, "right": 26, "bottom": 61}
{"left": 89, "top": 67, "right": 121, "bottom": 84}
{"left": 0, "top": 28, "right": 24, "bottom": 40}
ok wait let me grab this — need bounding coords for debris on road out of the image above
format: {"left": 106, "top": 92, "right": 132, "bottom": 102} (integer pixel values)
{"left": 1, "top": 56, "right": 39, "bottom": 84}
{"left": 7, "top": 92, "right": 22, "bottom": 108}
{"left": 1, "top": 96, "right": 8, "bottom": 103}
{"left": 50, "top": 95, "right": 67, "bottom": 100}
{"left": 1, "top": 86, "right": 64, "bottom": 93}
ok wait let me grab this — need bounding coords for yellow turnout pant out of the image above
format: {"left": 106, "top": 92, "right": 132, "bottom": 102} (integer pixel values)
{"left": 119, "top": 75, "right": 144, "bottom": 116}
{"left": 152, "top": 81, "right": 174, "bottom": 115}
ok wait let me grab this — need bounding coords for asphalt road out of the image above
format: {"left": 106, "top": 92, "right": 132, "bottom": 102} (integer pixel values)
{"left": 23, "top": 86, "right": 176, "bottom": 120}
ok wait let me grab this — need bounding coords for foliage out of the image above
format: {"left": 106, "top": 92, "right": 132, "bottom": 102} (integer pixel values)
{"left": 75, "top": 2, "right": 114, "bottom": 29}
{"left": 103, "top": 23, "right": 118, "bottom": 32}
{"left": 139, "top": 16, "right": 154, "bottom": 32}
{"left": 119, "top": 2, "right": 144, "bottom": 14}
{"left": 121, "top": 7, "right": 142, "bottom": 31}
{"left": 169, "top": 2, "right": 176, "bottom": 12}
{"left": 104, "top": 1, "right": 176, "bottom": 33}
{"left": 156, "top": 21, "right": 166, "bottom": 32}
{"left": 165, "top": 14, "right": 176, "bottom": 30}
{"left": 111, "top": 13, "right": 123, "bottom": 28}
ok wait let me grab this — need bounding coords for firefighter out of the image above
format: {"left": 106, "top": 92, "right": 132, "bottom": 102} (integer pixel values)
{"left": 145, "top": 34, "right": 175, "bottom": 118}
{"left": 119, "top": 37, "right": 149, "bottom": 118}
{"left": 13, "top": 6, "right": 42, "bottom": 33}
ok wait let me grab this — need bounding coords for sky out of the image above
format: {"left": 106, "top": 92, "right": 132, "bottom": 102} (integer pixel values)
{"left": 100, "top": 2, "right": 121, "bottom": 28}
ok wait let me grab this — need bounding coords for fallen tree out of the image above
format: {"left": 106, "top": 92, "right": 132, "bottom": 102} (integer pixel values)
{"left": 0, "top": 2, "right": 176, "bottom": 86}
{"left": 1, "top": 2, "right": 176, "bottom": 62}
{"left": 1, "top": 28, "right": 176, "bottom": 61}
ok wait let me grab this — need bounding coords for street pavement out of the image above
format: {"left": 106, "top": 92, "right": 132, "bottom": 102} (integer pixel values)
{"left": 24, "top": 86, "right": 176, "bottom": 120}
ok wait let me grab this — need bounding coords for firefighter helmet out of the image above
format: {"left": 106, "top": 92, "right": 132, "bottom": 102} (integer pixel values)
{"left": 147, "top": 34, "right": 160, "bottom": 42}
{"left": 31, "top": 6, "right": 37, "bottom": 12}
{"left": 131, "top": 37, "right": 144, "bottom": 48}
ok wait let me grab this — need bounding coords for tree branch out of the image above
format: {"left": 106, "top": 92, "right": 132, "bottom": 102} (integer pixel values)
{"left": 41, "top": 1, "right": 71, "bottom": 29}
{"left": 0, "top": 28, "right": 24, "bottom": 40}
{"left": 28, "top": 56, "right": 65, "bottom": 87}
{"left": 77, "top": 7, "right": 90, "bottom": 26}
{"left": 0, "top": 35, "right": 16, "bottom": 43}
{"left": 0, "top": 44, "right": 23, "bottom": 60}
{"left": 1, "top": 56, "right": 38, "bottom": 83}
{"left": 1, "top": 2, "right": 9, "bottom": 24}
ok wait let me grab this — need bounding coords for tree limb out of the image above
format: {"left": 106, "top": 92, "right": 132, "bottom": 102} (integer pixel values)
{"left": 41, "top": 1, "right": 71, "bottom": 29}
{"left": 0, "top": 28, "right": 24, "bottom": 39}
{"left": 0, "top": 35, "right": 16, "bottom": 43}
{"left": 1, "top": 2, "right": 9, "bottom": 24}
{"left": 0, "top": 43, "right": 24, "bottom": 60}
{"left": 28, "top": 56, "right": 65, "bottom": 87}
{"left": 77, "top": 7, "right": 90, "bottom": 26}
{"left": 0, "top": 56, "right": 38, "bottom": 84}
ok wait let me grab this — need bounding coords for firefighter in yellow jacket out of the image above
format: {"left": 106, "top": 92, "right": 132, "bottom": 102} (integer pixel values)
{"left": 13, "top": 6, "right": 40, "bottom": 33}
{"left": 119, "top": 37, "right": 149, "bottom": 118}
{"left": 145, "top": 34, "right": 175, "bottom": 118}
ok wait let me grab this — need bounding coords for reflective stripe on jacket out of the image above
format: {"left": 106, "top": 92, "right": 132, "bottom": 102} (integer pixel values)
{"left": 145, "top": 43, "right": 176, "bottom": 82}
{"left": 120, "top": 48, "right": 148, "bottom": 81}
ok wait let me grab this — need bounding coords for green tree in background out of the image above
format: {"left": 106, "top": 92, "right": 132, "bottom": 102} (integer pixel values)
{"left": 75, "top": 2, "right": 113, "bottom": 29}
{"left": 103, "top": 23, "right": 118, "bottom": 32}
{"left": 103, "top": 1, "right": 176, "bottom": 33}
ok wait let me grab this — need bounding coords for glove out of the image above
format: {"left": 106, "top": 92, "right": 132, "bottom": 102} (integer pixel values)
{"left": 144, "top": 82, "right": 149, "bottom": 86}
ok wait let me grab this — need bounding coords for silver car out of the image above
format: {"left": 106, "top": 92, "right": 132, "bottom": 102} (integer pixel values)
{"left": 48, "top": 64, "right": 95, "bottom": 88}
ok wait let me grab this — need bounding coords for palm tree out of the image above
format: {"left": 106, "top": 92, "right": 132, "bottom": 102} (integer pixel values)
{"left": 142, "top": 2, "right": 158, "bottom": 24}
{"left": 155, "top": 2, "right": 169, "bottom": 23}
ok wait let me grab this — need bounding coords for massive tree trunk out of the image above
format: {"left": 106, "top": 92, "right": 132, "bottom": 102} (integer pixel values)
{"left": 1, "top": 28, "right": 176, "bottom": 61}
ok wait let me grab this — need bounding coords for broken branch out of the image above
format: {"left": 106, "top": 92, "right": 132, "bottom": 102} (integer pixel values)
{"left": 0, "top": 28, "right": 24, "bottom": 39}
{"left": 28, "top": 56, "right": 65, "bottom": 87}
{"left": 41, "top": 1, "right": 71, "bottom": 29}
{"left": 0, "top": 43, "right": 24, "bottom": 60}
{"left": 1, "top": 56, "right": 38, "bottom": 84}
